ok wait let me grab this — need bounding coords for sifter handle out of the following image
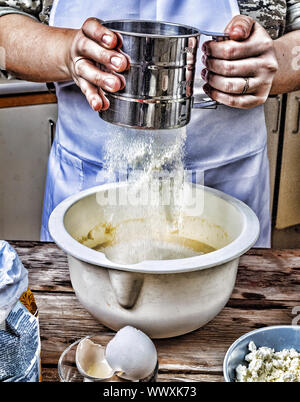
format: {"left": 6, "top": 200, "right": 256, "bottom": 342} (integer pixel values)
{"left": 192, "top": 31, "right": 230, "bottom": 109}
{"left": 201, "top": 31, "right": 230, "bottom": 42}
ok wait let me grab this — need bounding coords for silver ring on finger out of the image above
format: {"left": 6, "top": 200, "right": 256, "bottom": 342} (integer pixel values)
{"left": 242, "top": 77, "right": 250, "bottom": 95}
{"left": 74, "top": 56, "right": 89, "bottom": 67}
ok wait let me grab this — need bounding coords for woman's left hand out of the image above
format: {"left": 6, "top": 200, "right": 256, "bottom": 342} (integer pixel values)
{"left": 201, "top": 15, "right": 279, "bottom": 109}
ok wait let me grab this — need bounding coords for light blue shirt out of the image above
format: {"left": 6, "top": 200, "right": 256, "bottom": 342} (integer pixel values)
{"left": 41, "top": 0, "right": 270, "bottom": 246}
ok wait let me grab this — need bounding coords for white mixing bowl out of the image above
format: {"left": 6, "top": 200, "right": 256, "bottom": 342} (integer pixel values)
{"left": 49, "top": 183, "right": 259, "bottom": 338}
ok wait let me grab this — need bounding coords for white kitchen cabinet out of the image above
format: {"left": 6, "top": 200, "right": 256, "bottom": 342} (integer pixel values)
{"left": 275, "top": 91, "right": 300, "bottom": 229}
{"left": 0, "top": 103, "right": 57, "bottom": 240}
{"left": 264, "top": 95, "right": 283, "bottom": 215}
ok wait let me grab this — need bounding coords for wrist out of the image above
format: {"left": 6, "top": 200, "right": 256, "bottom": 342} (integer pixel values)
{"left": 56, "top": 28, "right": 78, "bottom": 81}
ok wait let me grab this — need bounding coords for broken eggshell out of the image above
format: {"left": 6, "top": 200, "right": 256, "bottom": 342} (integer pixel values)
{"left": 75, "top": 337, "right": 114, "bottom": 381}
{"left": 105, "top": 326, "right": 158, "bottom": 381}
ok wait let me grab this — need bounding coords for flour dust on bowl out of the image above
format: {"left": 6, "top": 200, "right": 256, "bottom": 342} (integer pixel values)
{"left": 49, "top": 183, "right": 259, "bottom": 338}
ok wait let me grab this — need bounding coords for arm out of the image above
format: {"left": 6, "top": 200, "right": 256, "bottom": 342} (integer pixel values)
{"left": 0, "top": 14, "right": 129, "bottom": 110}
{"left": 0, "top": 14, "right": 75, "bottom": 82}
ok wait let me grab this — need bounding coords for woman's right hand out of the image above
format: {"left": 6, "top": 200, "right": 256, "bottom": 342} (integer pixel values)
{"left": 67, "top": 18, "right": 129, "bottom": 111}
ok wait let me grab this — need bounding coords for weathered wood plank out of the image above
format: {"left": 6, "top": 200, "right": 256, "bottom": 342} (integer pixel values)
{"left": 11, "top": 242, "right": 300, "bottom": 302}
{"left": 35, "top": 292, "right": 297, "bottom": 377}
{"left": 41, "top": 366, "right": 224, "bottom": 383}
{"left": 7, "top": 241, "right": 300, "bottom": 383}
{"left": 13, "top": 241, "right": 72, "bottom": 292}
{"left": 44, "top": 369, "right": 224, "bottom": 383}
{"left": 232, "top": 249, "right": 300, "bottom": 302}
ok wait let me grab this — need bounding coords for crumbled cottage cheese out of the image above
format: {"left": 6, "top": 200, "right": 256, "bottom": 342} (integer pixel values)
{"left": 236, "top": 341, "right": 300, "bottom": 382}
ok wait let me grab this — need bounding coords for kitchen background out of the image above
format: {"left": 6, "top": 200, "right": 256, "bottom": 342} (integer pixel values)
{"left": 0, "top": 79, "right": 299, "bottom": 247}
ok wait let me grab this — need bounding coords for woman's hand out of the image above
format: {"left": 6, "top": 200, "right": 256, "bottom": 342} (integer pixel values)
{"left": 201, "top": 15, "right": 279, "bottom": 109}
{"left": 67, "top": 18, "right": 129, "bottom": 111}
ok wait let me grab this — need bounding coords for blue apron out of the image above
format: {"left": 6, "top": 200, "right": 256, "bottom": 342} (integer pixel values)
{"left": 42, "top": 0, "right": 270, "bottom": 247}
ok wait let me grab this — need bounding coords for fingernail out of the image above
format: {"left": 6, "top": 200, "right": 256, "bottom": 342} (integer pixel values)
{"left": 102, "top": 34, "right": 113, "bottom": 46}
{"left": 201, "top": 68, "right": 208, "bottom": 81}
{"left": 202, "top": 44, "right": 210, "bottom": 56}
{"left": 111, "top": 56, "right": 122, "bottom": 67}
{"left": 104, "top": 77, "right": 117, "bottom": 90}
{"left": 92, "top": 99, "right": 99, "bottom": 110}
{"left": 201, "top": 55, "right": 207, "bottom": 66}
{"left": 203, "top": 84, "right": 210, "bottom": 94}
{"left": 232, "top": 26, "right": 246, "bottom": 37}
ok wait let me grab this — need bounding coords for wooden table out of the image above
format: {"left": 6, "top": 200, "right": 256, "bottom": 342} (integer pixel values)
{"left": 11, "top": 241, "right": 300, "bottom": 382}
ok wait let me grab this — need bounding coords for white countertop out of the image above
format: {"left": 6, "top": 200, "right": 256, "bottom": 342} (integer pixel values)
{"left": 0, "top": 78, "right": 48, "bottom": 95}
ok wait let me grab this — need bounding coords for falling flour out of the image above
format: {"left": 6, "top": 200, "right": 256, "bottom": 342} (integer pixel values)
{"left": 95, "top": 124, "right": 201, "bottom": 264}
{"left": 102, "top": 239, "right": 200, "bottom": 265}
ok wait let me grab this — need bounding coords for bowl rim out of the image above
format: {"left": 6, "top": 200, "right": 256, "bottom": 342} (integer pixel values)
{"left": 48, "top": 183, "right": 260, "bottom": 274}
{"left": 223, "top": 325, "right": 300, "bottom": 382}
